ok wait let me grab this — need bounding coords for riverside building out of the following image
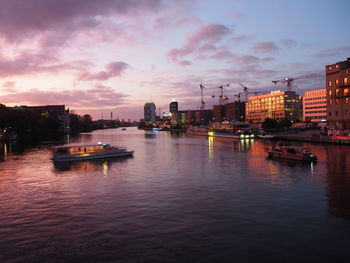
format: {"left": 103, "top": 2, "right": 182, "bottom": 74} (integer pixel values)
{"left": 246, "top": 90, "right": 301, "bottom": 123}
{"left": 303, "top": 89, "right": 327, "bottom": 122}
{"left": 326, "top": 58, "right": 350, "bottom": 133}
{"left": 144, "top": 102, "right": 156, "bottom": 123}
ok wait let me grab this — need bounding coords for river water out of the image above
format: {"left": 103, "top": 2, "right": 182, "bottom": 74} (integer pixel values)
{"left": 0, "top": 127, "right": 350, "bottom": 262}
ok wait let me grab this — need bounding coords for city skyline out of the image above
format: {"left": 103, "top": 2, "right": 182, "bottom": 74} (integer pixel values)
{"left": 0, "top": 0, "right": 349, "bottom": 120}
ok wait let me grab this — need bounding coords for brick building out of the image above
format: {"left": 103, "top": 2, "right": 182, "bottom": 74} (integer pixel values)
{"left": 326, "top": 58, "right": 350, "bottom": 133}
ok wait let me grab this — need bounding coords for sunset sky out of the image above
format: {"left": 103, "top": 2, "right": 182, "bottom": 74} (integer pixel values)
{"left": 0, "top": 0, "right": 349, "bottom": 120}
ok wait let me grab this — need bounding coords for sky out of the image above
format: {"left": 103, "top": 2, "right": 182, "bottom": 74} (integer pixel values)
{"left": 0, "top": 0, "right": 349, "bottom": 121}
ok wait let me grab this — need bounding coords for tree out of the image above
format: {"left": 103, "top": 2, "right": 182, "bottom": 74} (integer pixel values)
{"left": 262, "top": 118, "right": 278, "bottom": 130}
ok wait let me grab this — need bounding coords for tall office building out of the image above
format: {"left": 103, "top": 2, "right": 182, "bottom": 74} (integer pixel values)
{"left": 303, "top": 89, "right": 327, "bottom": 122}
{"left": 246, "top": 90, "right": 301, "bottom": 123}
{"left": 169, "top": 98, "right": 178, "bottom": 114}
{"left": 326, "top": 58, "right": 350, "bottom": 131}
{"left": 144, "top": 102, "right": 156, "bottom": 123}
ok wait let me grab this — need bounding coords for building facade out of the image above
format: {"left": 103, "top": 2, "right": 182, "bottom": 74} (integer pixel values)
{"left": 213, "top": 105, "right": 226, "bottom": 122}
{"left": 225, "top": 102, "right": 245, "bottom": 122}
{"left": 144, "top": 102, "right": 156, "bottom": 123}
{"left": 169, "top": 98, "right": 178, "bottom": 114}
{"left": 303, "top": 89, "right": 327, "bottom": 122}
{"left": 326, "top": 58, "right": 350, "bottom": 133}
{"left": 246, "top": 90, "right": 301, "bottom": 123}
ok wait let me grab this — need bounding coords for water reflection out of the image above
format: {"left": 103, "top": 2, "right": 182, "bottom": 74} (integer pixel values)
{"left": 325, "top": 145, "right": 350, "bottom": 220}
{"left": 53, "top": 157, "right": 131, "bottom": 173}
{"left": 208, "top": 136, "right": 214, "bottom": 159}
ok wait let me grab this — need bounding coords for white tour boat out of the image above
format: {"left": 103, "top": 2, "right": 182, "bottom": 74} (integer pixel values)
{"left": 52, "top": 143, "right": 133, "bottom": 162}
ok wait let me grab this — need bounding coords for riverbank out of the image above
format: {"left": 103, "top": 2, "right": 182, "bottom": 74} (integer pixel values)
{"left": 267, "top": 129, "right": 350, "bottom": 145}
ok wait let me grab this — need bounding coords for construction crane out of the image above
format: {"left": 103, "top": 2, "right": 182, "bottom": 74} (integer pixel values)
{"left": 211, "top": 84, "right": 230, "bottom": 105}
{"left": 199, "top": 83, "right": 206, "bottom": 110}
{"left": 236, "top": 83, "right": 265, "bottom": 101}
{"left": 272, "top": 72, "right": 323, "bottom": 91}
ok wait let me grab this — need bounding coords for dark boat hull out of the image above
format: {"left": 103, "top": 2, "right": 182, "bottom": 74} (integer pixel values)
{"left": 266, "top": 150, "right": 317, "bottom": 162}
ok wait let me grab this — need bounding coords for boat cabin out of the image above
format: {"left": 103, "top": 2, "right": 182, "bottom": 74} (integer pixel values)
{"left": 53, "top": 143, "right": 110, "bottom": 155}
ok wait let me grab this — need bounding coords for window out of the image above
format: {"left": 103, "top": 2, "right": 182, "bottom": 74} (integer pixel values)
{"left": 328, "top": 80, "right": 332, "bottom": 86}
{"left": 336, "top": 64, "right": 339, "bottom": 69}
{"left": 344, "top": 77, "right": 348, "bottom": 85}
{"left": 345, "top": 89, "right": 349, "bottom": 96}
{"left": 346, "top": 98, "right": 349, "bottom": 104}
{"left": 329, "top": 99, "right": 332, "bottom": 104}
{"left": 328, "top": 66, "right": 332, "bottom": 70}
{"left": 335, "top": 111, "right": 338, "bottom": 116}
{"left": 335, "top": 99, "right": 339, "bottom": 104}
{"left": 336, "top": 79, "right": 339, "bottom": 85}
{"left": 329, "top": 90, "right": 332, "bottom": 96}
{"left": 336, "top": 89, "right": 340, "bottom": 96}
{"left": 329, "top": 111, "right": 332, "bottom": 116}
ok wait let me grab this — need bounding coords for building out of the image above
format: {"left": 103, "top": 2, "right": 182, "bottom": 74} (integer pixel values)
{"left": 326, "top": 58, "right": 350, "bottom": 133}
{"left": 225, "top": 102, "right": 245, "bottom": 122}
{"left": 213, "top": 105, "right": 226, "bottom": 122}
{"left": 174, "top": 110, "right": 187, "bottom": 123}
{"left": 303, "top": 89, "right": 327, "bottom": 122}
{"left": 246, "top": 90, "right": 301, "bottom": 123}
{"left": 194, "top": 110, "right": 213, "bottom": 124}
{"left": 144, "top": 102, "right": 156, "bottom": 123}
{"left": 13, "top": 105, "right": 70, "bottom": 133}
{"left": 169, "top": 98, "right": 178, "bottom": 114}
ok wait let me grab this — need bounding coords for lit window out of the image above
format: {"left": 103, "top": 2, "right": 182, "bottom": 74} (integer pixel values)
{"left": 345, "top": 89, "right": 349, "bottom": 96}
{"left": 344, "top": 77, "right": 348, "bottom": 85}
{"left": 346, "top": 98, "right": 349, "bottom": 104}
{"left": 329, "top": 99, "right": 332, "bottom": 104}
{"left": 336, "top": 79, "right": 339, "bottom": 85}
{"left": 329, "top": 90, "right": 332, "bottom": 96}
{"left": 335, "top": 99, "right": 339, "bottom": 104}
{"left": 328, "top": 66, "right": 332, "bottom": 70}
{"left": 336, "top": 64, "right": 339, "bottom": 68}
{"left": 328, "top": 80, "right": 332, "bottom": 86}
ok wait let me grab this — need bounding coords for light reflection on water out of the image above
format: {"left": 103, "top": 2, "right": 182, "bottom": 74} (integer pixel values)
{"left": 0, "top": 128, "right": 350, "bottom": 262}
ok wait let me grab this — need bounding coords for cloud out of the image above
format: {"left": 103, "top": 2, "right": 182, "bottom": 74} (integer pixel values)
{"left": 228, "top": 12, "right": 244, "bottom": 19}
{"left": 78, "top": 61, "right": 130, "bottom": 81}
{"left": 2, "top": 81, "right": 16, "bottom": 92}
{"left": 0, "top": 0, "right": 169, "bottom": 42}
{"left": 209, "top": 48, "right": 274, "bottom": 67}
{"left": 0, "top": 85, "right": 128, "bottom": 108}
{"left": 231, "top": 35, "right": 253, "bottom": 44}
{"left": 253, "top": 41, "right": 279, "bottom": 53}
{"left": 312, "top": 46, "right": 350, "bottom": 58}
{"left": 0, "top": 50, "right": 89, "bottom": 77}
{"left": 166, "top": 24, "right": 232, "bottom": 65}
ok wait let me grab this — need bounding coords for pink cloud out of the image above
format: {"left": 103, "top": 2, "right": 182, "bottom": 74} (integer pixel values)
{"left": 79, "top": 61, "right": 130, "bottom": 81}
{"left": 2, "top": 81, "right": 16, "bottom": 93}
{"left": 0, "top": 50, "right": 89, "bottom": 77}
{"left": 0, "top": 85, "right": 128, "bottom": 108}
{"left": 166, "top": 24, "right": 232, "bottom": 65}
{"left": 253, "top": 41, "right": 279, "bottom": 53}
{"left": 0, "top": 0, "right": 169, "bottom": 42}
{"left": 231, "top": 35, "right": 253, "bottom": 44}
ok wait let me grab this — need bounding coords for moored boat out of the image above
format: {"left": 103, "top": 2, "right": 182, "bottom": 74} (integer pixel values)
{"left": 266, "top": 143, "right": 317, "bottom": 162}
{"left": 52, "top": 143, "right": 133, "bottom": 162}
